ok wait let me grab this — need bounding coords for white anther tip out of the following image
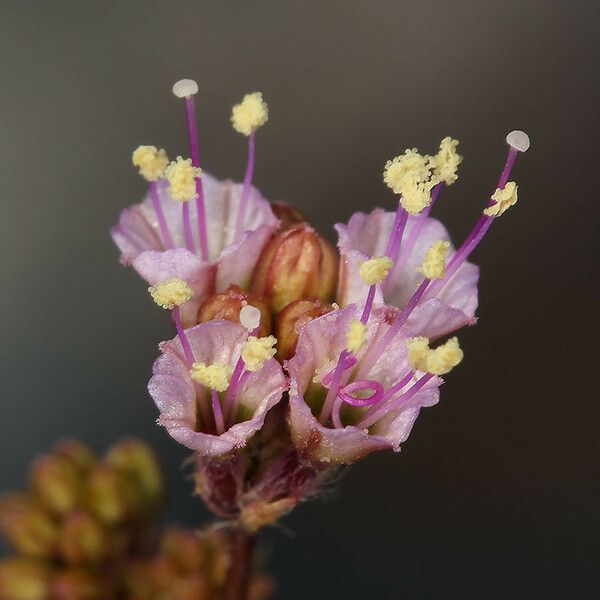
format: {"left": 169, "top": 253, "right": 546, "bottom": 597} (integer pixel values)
{"left": 172, "top": 79, "right": 198, "bottom": 98}
{"left": 240, "top": 305, "right": 261, "bottom": 331}
{"left": 506, "top": 130, "right": 530, "bottom": 152}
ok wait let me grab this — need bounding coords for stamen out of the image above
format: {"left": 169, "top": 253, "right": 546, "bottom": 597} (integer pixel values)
{"left": 148, "top": 278, "right": 193, "bottom": 310}
{"left": 231, "top": 93, "right": 269, "bottom": 241}
{"left": 165, "top": 156, "right": 201, "bottom": 253}
{"left": 189, "top": 362, "right": 232, "bottom": 392}
{"left": 347, "top": 320, "right": 367, "bottom": 353}
{"left": 241, "top": 335, "right": 277, "bottom": 372}
{"left": 357, "top": 373, "right": 434, "bottom": 430}
{"left": 318, "top": 350, "right": 350, "bottom": 425}
{"left": 172, "top": 79, "right": 209, "bottom": 261}
{"left": 384, "top": 203, "right": 408, "bottom": 261}
{"left": 173, "top": 306, "right": 195, "bottom": 367}
{"left": 424, "top": 131, "right": 529, "bottom": 301}
{"left": 211, "top": 388, "right": 226, "bottom": 434}
{"left": 359, "top": 257, "right": 393, "bottom": 323}
{"left": 132, "top": 146, "right": 173, "bottom": 248}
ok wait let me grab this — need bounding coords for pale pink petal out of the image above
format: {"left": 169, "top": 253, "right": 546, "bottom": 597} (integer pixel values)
{"left": 286, "top": 306, "right": 441, "bottom": 465}
{"left": 148, "top": 320, "right": 287, "bottom": 457}
{"left": 336, "top": 208, "right": 479, "bottom": 338}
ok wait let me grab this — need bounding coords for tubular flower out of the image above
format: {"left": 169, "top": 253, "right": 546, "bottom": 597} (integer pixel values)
{"left": 112, "top": 172, "right": 279, "bottom": 326}
{"left": 286, "top": 306, "right": 444, "bottom": 465}
{"left": 336, "top": 208, "right": 479, "bottom": 339}
{"left": 148, "top": 320, "right": 287, "bottom": 456}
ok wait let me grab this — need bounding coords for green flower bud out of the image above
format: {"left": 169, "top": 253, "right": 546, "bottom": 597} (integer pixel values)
{"left": 30, "top": 456, "right": 83, "bottom": 516}
{"left": 85, "top": 465, "right": 134, "bottom": 526}
{"left": 58, "top": 512, "right": 108, "bottom": 566}
{"left": 0, "top": 558, "right": 53, "bottom": 600}
{"left": 53, "top": 440, "right": 97, "bottom": 474}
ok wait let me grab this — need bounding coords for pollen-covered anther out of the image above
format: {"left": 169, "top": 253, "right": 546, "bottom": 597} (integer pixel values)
{"left": 419, "top": 240, "right": 450, "bottom": 279}
{"left": 399, "top": 176, "right": 439, "bottom": 215}
{"left": 231, "top": 92, "right": 269, "bottom": 136}
{"left": 148, "top": 278, "right": 193, "bottom": 309}
{"left": 406, "top": 336, "right": 463, "bottom": 375}
{"left": 132, "top": 145, "right": 169, "bottom": 182}
{"left": 347, "top": 320, "right": 367, "bottom": 354}
{"left": 165, "top": 156, "right": 202, "bottom": 202}
{"left": 189, "top": 362, "right": 232, "bottom": 392}
{"left": 241, "top": 335, "right": 277, "bottom": 371}
{"left": 383, "top": 149, "right": 433, "bottom": 194}
{"left": 484, "top": 181, "right": 518, "bottom": 217}
{"left": 433, "top": 137, "right": 462, "bottom": 185}
{"left": 359, "top": 256, "right": 394, "bottom": 286}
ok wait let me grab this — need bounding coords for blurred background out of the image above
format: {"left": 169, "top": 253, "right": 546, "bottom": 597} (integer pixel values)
{"left": 1, "top": 1, "right": 598, "bottom": 597}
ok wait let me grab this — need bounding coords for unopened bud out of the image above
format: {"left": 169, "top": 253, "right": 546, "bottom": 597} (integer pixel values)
{"left": 52, "top": 569, "right": 108, "bottom": 600}
{"left": 270, "top": 202, "right": 307, "bottom": 230}
{"left": 0, "top": 558, "right": 53, "bottom": 600}
{"left": 197, "top": 285, "right": 272, "bottom": 335}
{"left": 202, "top": 530, "right": 230, "bottom": 588}
{"left": 275, "top": 298, "right": 333, "bottom": 360}
{"left": 161, "top": 528, "right": 206, "bottom": 573}
{"left": 240, "top": 498, "right": 297, "bottom": 533}
{"left": 0, "top": 495, "right": 58, "bottom": 559}
{"left": 59, "top": 512, "right": 108, "bottom": 566}
{"left": 104, "top": 438, "right": 165, "bottom": 517}
{"left": 85, "top": 465, "right": 134, "bottom": 526}
{"left": 252, "top": 224, "right": 338, "bottom": 313}
{"left": 53, "top": 440, "right": 97, "bottom": 474}
{"left": 30, "top": 455, "right": 83, "bottom": 516}
{"left": 171, "top": 575, "right": 211, "bottom": 600}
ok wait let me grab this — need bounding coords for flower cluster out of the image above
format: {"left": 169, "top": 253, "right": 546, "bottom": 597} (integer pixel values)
{"left": 112, "top": 79, "right": 529, "bottom": 527}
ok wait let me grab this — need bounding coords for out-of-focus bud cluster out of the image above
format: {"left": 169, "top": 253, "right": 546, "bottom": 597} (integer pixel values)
{"left": 0, "top": 438, "right": 165, "bottom": 600}
{"left": 125, "top": 527, "right": 274, "bottom": 600}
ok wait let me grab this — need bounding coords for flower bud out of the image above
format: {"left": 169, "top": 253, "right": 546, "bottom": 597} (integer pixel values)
{"left": 171, "top": 575, "right": 211, "bottom": 600}
{"left": 29, "top": 455, "right": 83, "bottom": 516}
{"left": 85, "top": 465, "right": 135, "bottom": 526}
{"left": 270, "top": 202, "right": 306, "bottom": 230}
{"left": 52, "top": 570, "right": 110, "bottom": 600}
{"left": 0, "top": 495, "right": 58, "bottom": 559}
{"left": 104, "top": 438, "right": 165, "bottom": 517}
{"left": 197, "top": 285, "right": 272, "bottom": 336}
{"left": 252, "top": 224, "right": 339, "bottom": 313}
{"left": 0, "top": 558, "right": 53, "bottom": 600}
{"left": 53, "top": 440, "right": 97, "bottom": 474}
{"left": 275, "top": 298, "right": 333, "bottom": 360}
{"left": 240, "top": 498, "right": 298, "bottom": 533}
{"left": 58, "top": 512, "right": 109, "bottom": 566}
{"left": 161, "top": 528, "right": 206, "bottom": 574}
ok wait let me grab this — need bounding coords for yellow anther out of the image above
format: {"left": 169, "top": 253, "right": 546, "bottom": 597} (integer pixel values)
{"left": 433, "top": 137, "right": 462, "bottom": 185}
{"left": 359, "top": 256, "right": 393, "bottom": 286}
{"left": 399, "top": 175, "right": 439, "bottom": 215}
{"left": 383, "top": 149, "right": 433, "bottom": 194}
{"left": 148, "top": 278, "right": 193, "bottom": 309}
{"left": 484, "top": 181, "right": 518, "bottom": 217}
{"left": 190, "top": 362, "right": 232, "bottom": 392}
{"left": 165, "top": 156, "right": 202, "bottom": 202}
{"left": 132, "top": 145, "right": 169, "bottom": 182}
{"left": 241, "top": 335, "right": 277, "bottom": 372}
{"left": 405, "top": 337, "right": 463, "bottom": 375}
{"left": 347, "top": 320, "right": 367, "bottom": 354}
{"left": 419, "top": 240, "right": 450, "bottom": 279}
{"left": 231, "top": 92, "right": 269, "bottom": 136}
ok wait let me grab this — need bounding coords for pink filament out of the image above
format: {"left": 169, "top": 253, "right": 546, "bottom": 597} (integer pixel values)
{"left": 224, "top": 357, "right": 245, "bottom": 422}
{"left": 149, "top": 182, "right": 173, "bottom": 248}
{"left": 332, "top": 380, "right": 384, "bottom": 429}
{"left": 173, "top": 307, "right": 195, "bottom": 366}
{"left": 319, "top": 350, "right": 350, "bottom": 425}
{"left": 357, "top": 373, "right": 434, "bottom": 430}
{"left": 234, "top": 132, "right": 256, "bottom": 242}
{"left": 181, "top": 202, "right": 195, "bottom": 252}
{"left": 384, "top": 201, "right": 408, "bottom": 261}
{"left": 360, "top": 285, "right": 377, "bottom": 324}
{"left": 211, "top": 388, "right": 226, "bottom": 434}
{"left": 184, "top": 96, "right": 209, "bottom": 260}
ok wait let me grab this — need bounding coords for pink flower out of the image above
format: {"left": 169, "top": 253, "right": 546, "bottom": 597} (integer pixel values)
{"left": 111, "top": 173, "right": 279, "bottom": 326}
{"left": 148, "top": 320, "right": 287, "bottom": 457}
{"left": 286, "top": 306, "right": 442, "bottom": 465}
{"left": 336, "top": 208, "right": 479, "bottom": 339}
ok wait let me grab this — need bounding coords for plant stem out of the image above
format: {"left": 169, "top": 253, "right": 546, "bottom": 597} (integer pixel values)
{"left": 222, "top": 527, "right": 256, "bottom": 600}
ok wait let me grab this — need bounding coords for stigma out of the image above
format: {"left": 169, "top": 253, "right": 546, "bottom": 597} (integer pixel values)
{"left": 165, "top": 156, "right": 202, "bottom": 202}
{"left": 148, "top": 278, "right": 193, "bottom": 309}
{"left": 231, "top": 92, "right": 269, "bottom": 136}
{"left": 189, "top": 362, "right": 232, "bottom": 392}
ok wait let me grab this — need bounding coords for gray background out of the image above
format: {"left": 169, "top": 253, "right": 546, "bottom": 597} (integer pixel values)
{"left": 1, "top": 1, "right": 598, "bottom": 597}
